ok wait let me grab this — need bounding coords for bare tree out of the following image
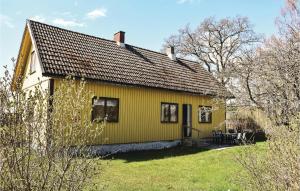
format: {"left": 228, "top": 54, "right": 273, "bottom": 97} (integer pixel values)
{"left": 234, "top": 1, "right": 300, "bottom": 189}
{"left": 234, "top": 0, "right": 300, "bottom": 125}
{"left": 278, "top": 0, "right": 300, "bottom": 39}
{"left": 163, "top": 16, "right": 260, "bottom": 87}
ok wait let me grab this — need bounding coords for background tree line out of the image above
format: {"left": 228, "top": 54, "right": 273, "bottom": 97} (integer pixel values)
{"left": 163, "top": 0, "right": 299, "bottom": 126}
{"left": 163, "top": 0, "right": 300, "bottom": 190}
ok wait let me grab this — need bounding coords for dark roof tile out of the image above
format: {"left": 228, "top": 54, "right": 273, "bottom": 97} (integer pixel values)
{"left": 28, "top": 20, "right": 232, "bottom": 97}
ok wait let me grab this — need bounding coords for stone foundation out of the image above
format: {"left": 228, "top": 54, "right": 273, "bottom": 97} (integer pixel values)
{"left": 83, "top": 140, "right": 182, "bottom": 155}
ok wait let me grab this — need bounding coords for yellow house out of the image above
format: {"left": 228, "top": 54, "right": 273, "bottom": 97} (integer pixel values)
{"left": 13, "top": 20, "right": 232, "bottom": 153}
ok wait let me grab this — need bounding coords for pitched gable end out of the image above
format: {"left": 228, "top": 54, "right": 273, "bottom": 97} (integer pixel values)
{"left": 12, "top": 20, "right": 44, "bottom": 90}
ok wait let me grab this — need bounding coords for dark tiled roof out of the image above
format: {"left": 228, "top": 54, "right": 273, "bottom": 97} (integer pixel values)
{"left": 28, "top": 20, "right": 232, "bottom": 97}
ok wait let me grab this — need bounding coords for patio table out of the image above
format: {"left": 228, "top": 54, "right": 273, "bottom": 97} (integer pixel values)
{"left": 223, "top": 133, "right": 238, "bottom": 144}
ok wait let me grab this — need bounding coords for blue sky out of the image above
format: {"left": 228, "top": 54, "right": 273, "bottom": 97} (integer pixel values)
{"left": 0, "top": 0, "right": 284, "bottom": 75}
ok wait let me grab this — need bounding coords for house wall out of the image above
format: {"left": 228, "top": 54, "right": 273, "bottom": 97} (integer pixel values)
{"left": 22, "top": 44, "right": 50, "bottom": 92}
{"left": 13, "top": 26, "right": 50, "bottom": 93}
{"left": 54, "top": 79, "right": 226, "bottom": 145}
{"left": 16, "top": 32, "right": 51, "bottom": 149}
{"left": 15, "top": 25, "right": 226, "bottom": 148}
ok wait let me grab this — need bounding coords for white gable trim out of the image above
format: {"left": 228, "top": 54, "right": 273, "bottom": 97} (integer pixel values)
{"left": 26, "top": 20, "right": 45, "bottom": 74}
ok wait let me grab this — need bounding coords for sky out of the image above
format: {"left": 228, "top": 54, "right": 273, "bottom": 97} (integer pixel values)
{"left": 0, "top": 0, "right": 285, "bottom": 75}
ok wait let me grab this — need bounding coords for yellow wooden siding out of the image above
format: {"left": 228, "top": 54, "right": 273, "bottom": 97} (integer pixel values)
{"left": 54, "top": 79, "right": 225, "bottom": 145}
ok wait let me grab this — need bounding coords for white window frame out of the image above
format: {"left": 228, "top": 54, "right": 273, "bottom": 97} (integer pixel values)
{"left": 198, "top": 106, "right": 212, "bottom": 123}
{"left": 29, "top": 51, "right": 36, "bottom": 74}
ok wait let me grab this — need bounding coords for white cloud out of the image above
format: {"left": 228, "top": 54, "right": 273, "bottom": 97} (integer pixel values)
{"left": 0, "top": 14, "right": 14, "bottom": 28}
{"left": 52, "top": 18, "right": 84, "bottom": 27}
{"left": 86, "top": 8, "right": 107, "bottom": 19}
{"left": 30, "top": 15, "right": 46, "bottom": 22}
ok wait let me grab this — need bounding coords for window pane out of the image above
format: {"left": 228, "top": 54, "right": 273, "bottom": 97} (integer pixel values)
{"left": 30, "top": 51, "right": 36, "bottom": 73}
{"left": 198, "top": 107, "right": 202, "bottom": 122}
{"left": 205, "top": 112, "right": 210, "bottom": 122}
{"left": 92, "top": 99, "right": 105, "bottom": 121}
{"left": 201, "top": 108, "right": 206, "bottom": 122}
{"left": 161, "top": 104, "right": 169, "bottom": 122}
{"left": 207, "top": 109, "right": 212, "bottom": 122}
{"left": 106, "top": 99, "right": 118, "bottom": 121}
{"left": 94, "top": 99, "right": 105, "bottom": 106}
{"left": 199, "top": 106, "right": 212, "bottom": 123}
{"left": 170, "top": 104, "right": 177, "bottom": 122}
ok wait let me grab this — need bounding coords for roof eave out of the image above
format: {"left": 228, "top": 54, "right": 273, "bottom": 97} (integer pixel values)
{"left": 26, "top": 20, "right": 45, "bottom": 74}
{"left": 41, "top": 72, "right": 225, "bottom": 98}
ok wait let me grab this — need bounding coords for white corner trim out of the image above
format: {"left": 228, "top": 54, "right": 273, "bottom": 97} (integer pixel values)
{"left": 26, "top": 21, "right": 45, "bottom": 74}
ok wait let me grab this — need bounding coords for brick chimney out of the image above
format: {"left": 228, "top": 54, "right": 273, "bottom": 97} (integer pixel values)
{"left": 114, "top": 31, "right": 125, "bottom": 47}
{"left": 166, "top": 46, "right": 176, "bottom": 60}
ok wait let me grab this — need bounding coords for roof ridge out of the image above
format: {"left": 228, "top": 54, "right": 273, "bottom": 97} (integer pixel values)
{"left": 27, "top": 19, "right": 200, "bottom": 65}
{"left": 128, "top": 44, "right": 200, "bottom": 65}
{"left": 25, "top": 19, "right": 233, "bottom": 98}
{"left": 27, "top": 19, "right": 117, "bottom": 44}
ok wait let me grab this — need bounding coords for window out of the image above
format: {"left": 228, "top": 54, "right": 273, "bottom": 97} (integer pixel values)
{"left": 92, "top": 97, "right": 119, "bottom": 122}
{"left": 29, "top": 51, "right": 36, "bottom": 74}
{"left": 199, "top": 106, "right": 212, "bottom": 123}
{"left": 161, "top": 103, "right": 178, "bottom": 123}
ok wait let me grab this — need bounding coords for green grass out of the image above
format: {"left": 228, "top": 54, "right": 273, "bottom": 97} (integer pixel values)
{"left": 91, "top": 142, "right": 266, "bottom": 191}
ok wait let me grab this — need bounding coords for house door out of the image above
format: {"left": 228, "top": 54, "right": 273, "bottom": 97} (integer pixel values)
{"left": 182, "top": 104, "right": 192, "bottom": 138}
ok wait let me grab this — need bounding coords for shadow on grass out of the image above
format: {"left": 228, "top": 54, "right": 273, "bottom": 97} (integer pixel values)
{"left": 102, "top": 146, "right": 210, "bottom": 163}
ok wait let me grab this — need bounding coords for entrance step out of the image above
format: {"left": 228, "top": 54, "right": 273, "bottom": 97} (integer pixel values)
{"left": 182, "top": 138, "right": 193, "bottom": 146}
{"left": 192, "top": 138, "right": 212, "bottom": 147}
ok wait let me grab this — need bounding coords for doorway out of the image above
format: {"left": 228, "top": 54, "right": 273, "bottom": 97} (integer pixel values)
{"left": 182, "top": 104, "right": 192, "bottom": 138}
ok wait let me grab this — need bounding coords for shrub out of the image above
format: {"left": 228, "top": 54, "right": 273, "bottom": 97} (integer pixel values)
{"left": 0, "top": 67, "right": 105, "bottom": 191}
{"left": 236, "top": 111, "right": 300, "bottom": 191}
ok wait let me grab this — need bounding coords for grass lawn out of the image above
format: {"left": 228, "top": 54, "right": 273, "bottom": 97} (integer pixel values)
{"left": 91, "top": 142, "right": 266, "bottom": 191}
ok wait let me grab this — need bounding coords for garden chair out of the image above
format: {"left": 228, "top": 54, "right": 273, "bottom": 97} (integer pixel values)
{"left": 234, "top": 133, "right": 242, "bottom": 145}
{"left": 241, "top": 132, "right": 247, "bottom": 143}
{"left": 212, "top": 130, "right": 217, "bottom": 143}
{"left": 216, "top": 130, "right": 223, "bottom": 144}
